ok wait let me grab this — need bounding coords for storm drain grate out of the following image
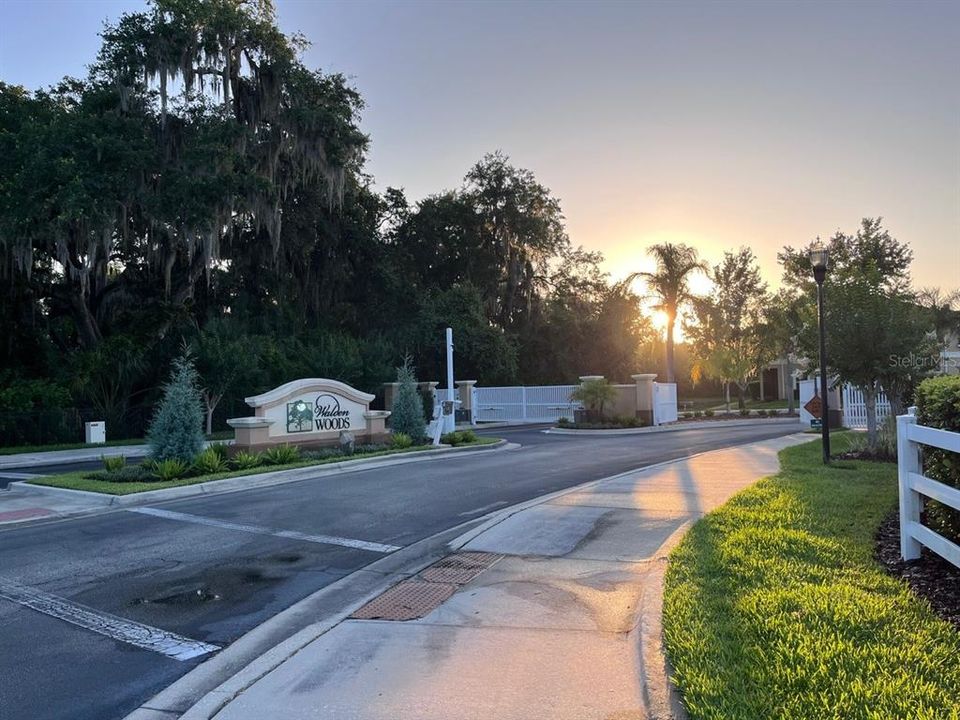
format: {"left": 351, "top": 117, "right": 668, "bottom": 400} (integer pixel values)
{"left": 350, "top": 580, "right": 457, "bottom": 621}
{"left": 419, "top": 551, "right": 503, "bottom": 585}
{"left": 350, "top": 552, "right": 504, "bottom": 621}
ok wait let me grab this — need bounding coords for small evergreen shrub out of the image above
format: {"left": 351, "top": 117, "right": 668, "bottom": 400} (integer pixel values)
{"left": 262, "top": 444, "right": 300, "bottom": 465}
{"left": 739, "top": 408, "right": 751, "bottom": 416}
{"left": 694, "top": 410, "right": 704, "bottom": 418}
{"left": 231, "top": 450, "right": 262, "bottom": 470}
{"left": 154, "top": 458, "right": 189, "bottom": 481}
{"left": 682, "top": 412, "right": 692, "bottom": 419}
{"left": 459, "top": 429, "right": 477, "bottom": 443}
{"left": 193, "top": 447, "right": 226, "bottom": 474}
{"left": 704, "top": 409, "right": 715, "bottom": 417}
{"left": 557, "top": 417, "right": 572, "bottom": 427}
{"left": 147, "top": 354, "right": 205, "bottom": 463}
{"left": 391, "top": 432, "right": 413, "bottom": 449}
{"left": 756, "top": 409, "right": 768, "bottom": 417}
{"left": 390, "top": 357, "right": 426, "bottom": 441}
{"left": 102, "top": 455, "right": 126, "bottom": 472}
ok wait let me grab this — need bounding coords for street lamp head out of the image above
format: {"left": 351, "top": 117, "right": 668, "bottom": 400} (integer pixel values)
{"left": 809, "top": 240, "right": 829, "bottom": 271}
{"left": 809, "top": 239, "right": 828, "bottom": 283}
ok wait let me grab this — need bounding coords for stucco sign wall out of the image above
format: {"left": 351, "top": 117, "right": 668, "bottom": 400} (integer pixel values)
{"left": 228, "top": 378, "right": 390, "bottom": 450}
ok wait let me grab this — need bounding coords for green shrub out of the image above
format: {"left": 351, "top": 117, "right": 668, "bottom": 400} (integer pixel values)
{"left": 915, "top": 375, "right": 960, "bottom": 544}
{"left": 301, "top": 448, "right": 343, "bottom": 461}
{"left": 262, "top": 444, "right": 300, "bottom": 465}
{"left": 390, "top": 357, "right": 426, "bottom": 441}
{"left": 153, "top": 458, "right": 189, "bottom": 481}
{"left": 441, "top": 429, "right": 480, "bottom": 446}
{"left": 85, "top": 465, "right": 155, "bottom": 483}
{"left": 193, "top": 447, "right": 226, "bottom": 474}
{"left": 209, "top": 442, "right": 230, "bottom": 461}
{"left": 704, "top": 409, "right": 715, "bottom": 417}
{"left": 557, "top": 416, "right": 572, "bottom": 427}
{"left": 101, "top": 455, "right": 126, "bottom": 472}
{"left": 231, "top": 450, "right": 262, "bottom": 470}
{"left": 570, "top": 378, "right": 617, "bottom": 418}
{"left": 147, "top": 354, "right": 205, "bottom": 463}
{"left": 682, "top": 412, "right": 692, "bottom": 419}
{"left": 694, "top": 410, "right": 704, "bottom": 418}
{"left": 391, "top": 432, "right": 413, "bottom": 449}
{"left": 740, "top": 408, "right": 751, "bottom": 416}
{"left": 756, "top": 409, "right": 768, "bottom": 417}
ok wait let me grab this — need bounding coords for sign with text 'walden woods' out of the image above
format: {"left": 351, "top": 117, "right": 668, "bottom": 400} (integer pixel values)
{"left": 228, "top": 379, "right": 391, "bottom": 449}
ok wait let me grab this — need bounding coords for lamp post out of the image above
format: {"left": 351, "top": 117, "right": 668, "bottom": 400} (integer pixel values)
{"left": 810, "top": 239, "right": 830, "bottom": 464}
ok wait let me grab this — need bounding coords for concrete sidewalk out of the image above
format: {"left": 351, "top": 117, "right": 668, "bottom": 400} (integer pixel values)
{"left": 172, "top": 433, "right": 809, "bottom": 720}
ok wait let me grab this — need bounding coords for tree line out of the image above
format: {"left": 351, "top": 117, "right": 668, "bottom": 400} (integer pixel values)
{"left": 0, "top": 0, "right": 664, "bottom": 441}
{"left": 1, "top": 0, "right": 955, "bottom": 448}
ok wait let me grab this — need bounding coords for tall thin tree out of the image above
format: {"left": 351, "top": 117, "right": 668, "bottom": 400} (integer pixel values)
{"left": 626, "top": 244, "right": 706, "bottom": 383}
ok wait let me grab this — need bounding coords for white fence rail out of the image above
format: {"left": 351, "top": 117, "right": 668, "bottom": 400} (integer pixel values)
{"left": 653, "top": 382, "right": 678, "bottom": 425}
{"left": 843, "top": 385, "right": 891, "bottom": 429}
{"left": 474, "top": 385, "right": 581, "bottom": 423}
{"left": 897, "top": 409, "right": 960, "bottom": 568}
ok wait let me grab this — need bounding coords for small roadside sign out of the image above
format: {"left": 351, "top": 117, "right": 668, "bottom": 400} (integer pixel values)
{"left": 803, "top": 394, "right": 823, "bottom": 419}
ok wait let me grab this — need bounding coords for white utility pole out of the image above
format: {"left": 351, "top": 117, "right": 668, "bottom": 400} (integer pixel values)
{"left": 445, "top": 327, "right": 456, "bottom": 433}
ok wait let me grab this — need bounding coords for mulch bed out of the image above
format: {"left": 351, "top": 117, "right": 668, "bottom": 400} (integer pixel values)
{"left": 875, "top": 508, "right": 960, "bottom": 629}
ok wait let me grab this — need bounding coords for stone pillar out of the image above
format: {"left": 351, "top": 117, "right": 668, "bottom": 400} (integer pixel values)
{"left": 632, "top": 373, "right": 657, "bottom": 426}
{"left": 363, "top": 410, "right": 391, "bottom": 442}
{"left": 227, "top": 417, "right": 275, "bottom": 451}
{"left": 382, "top": 382, "right": 400, "bottom": 412}
{"left": 456, "top": 380, "right": 477, "bottom": 425}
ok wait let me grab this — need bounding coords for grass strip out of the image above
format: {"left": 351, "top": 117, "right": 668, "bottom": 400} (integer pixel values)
{"left": 28, "top": 436, "right": 500, "bottom": 496}
{"left": 663, "top": 434, "right": 960, "bottom": 720}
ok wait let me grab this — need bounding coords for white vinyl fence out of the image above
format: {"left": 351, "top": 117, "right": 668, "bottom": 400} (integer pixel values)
{"left": 897, "top": 408, "right": 960, "bottom": 568}
{"left": 653, "top": 382, "right": 678, "bottom": 425}
{"left": 842, "top": 385, "right": 891, "bottom": 429}
{"left": 473, "top": 385, "right": 581, "bottom": 423}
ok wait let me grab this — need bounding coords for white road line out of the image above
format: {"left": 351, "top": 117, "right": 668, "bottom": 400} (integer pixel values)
{"left": 127, "top": 507, "right": 401, "bottom": 554}
{"left": 0, "top": 472, "right": 42, "bottom": 480}
{"left": 0, "top": 578, "right": 218, "bottom": 661}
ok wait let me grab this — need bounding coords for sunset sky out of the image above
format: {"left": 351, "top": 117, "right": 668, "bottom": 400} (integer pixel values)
{"left": 2, "top": 0, "right": 958, "bottom": 290}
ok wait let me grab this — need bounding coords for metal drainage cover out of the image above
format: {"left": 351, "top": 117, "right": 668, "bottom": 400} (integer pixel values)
{"left": 350, "top": 580, "right": 457, "bottom": 621}
{"left": 419, "top": 552, "right": 504, "bottom": 585}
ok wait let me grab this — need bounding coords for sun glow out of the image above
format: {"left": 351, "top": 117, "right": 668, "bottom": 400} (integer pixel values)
{"left": 648, "top": 309, "right": 685, "bottom": 343}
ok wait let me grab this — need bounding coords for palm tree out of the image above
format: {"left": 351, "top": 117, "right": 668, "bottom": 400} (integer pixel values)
{"left": 626, "top": 244, "right": 706, "bottom": 383}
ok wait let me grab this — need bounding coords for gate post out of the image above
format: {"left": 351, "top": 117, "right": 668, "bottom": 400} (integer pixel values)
{"left": 897, "top": 408, "right": 922, "bottom": 560}
{"left": 456, "top": 380, "right": 477, "bottom": 425}
{"left": 632, "top": 374, "right": 657, "bottom": 426}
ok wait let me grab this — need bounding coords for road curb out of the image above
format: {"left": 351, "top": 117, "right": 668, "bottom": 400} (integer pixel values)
{"left": 6, "top": 440, "right": 512, "bottom": 515}
{"left": 544, "top": 417, "right": 801, "bottom": 435}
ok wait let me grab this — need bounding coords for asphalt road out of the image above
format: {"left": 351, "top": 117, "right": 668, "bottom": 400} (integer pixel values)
{"left": 0, "top": 422, "right": 801, "bottom": 720}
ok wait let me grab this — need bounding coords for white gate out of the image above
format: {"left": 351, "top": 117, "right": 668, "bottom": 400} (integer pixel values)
{"left": 474, "top": 385, "right": 580, "bottom": 423}
{"left": 842, "top": 385, "right": 890, "bottom": 429}
{"left": 652, "top": 382, "right": 678, "bottom": 425}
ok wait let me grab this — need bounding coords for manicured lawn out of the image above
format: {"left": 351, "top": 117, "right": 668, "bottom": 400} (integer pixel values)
{"left": 663, "top": 434, "right": 960, "bottom": 720}
{"left": 27, "top": 436, "right": 500, "bottom": 495}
